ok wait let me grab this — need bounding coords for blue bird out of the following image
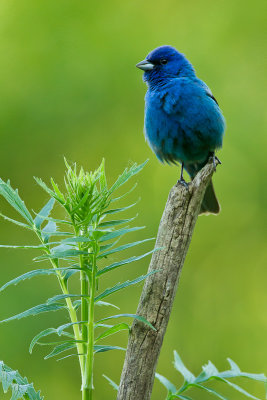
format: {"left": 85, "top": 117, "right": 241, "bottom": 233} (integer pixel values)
{"left": 136, "top": 45, "right": 225, "bottom": 214}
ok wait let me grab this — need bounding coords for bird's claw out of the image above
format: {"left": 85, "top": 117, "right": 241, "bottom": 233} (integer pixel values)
{"left": 210, "top": 153, "right": 222, "bottom": 171}
{"left": 178, "top": 178, "right": 189, "bottom": 189}
{"left": 215, "top": 156, "right": 222, "bottom": 165}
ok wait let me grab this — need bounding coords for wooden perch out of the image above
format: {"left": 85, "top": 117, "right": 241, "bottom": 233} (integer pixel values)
{"left": 117, "top": 159, "right": 218, "bottom": 400}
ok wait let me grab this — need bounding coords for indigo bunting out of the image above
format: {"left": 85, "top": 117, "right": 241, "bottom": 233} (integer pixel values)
{"left": 136, "top": 45, "right": 225, "bottom": 214}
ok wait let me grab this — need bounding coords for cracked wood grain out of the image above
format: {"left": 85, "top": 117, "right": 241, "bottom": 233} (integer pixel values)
{"left": 117, "top": 160, "right": 218, "bottom": 400}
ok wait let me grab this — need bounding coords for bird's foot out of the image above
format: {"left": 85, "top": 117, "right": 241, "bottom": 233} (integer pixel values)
{"left": 215, "top": 156, "right": 222, "bottom": 165}
{"left": 178, "top": 162, "right": 189, "bottom": 188}
{"left": 177, "top": 178, "right": 189, "bottom": 188}
{"left": 210, "top": 153, "right": 222, "bottom": 171}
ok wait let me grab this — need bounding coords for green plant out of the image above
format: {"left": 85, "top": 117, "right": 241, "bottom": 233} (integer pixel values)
{"left": 0, "top": 159, "right": 157, "bottom": 400}
{"left": 155, "top": 351, "right": 267, "bottom": 400}
{"left": 0, "top": 361, "right": 43, "bottom": 400}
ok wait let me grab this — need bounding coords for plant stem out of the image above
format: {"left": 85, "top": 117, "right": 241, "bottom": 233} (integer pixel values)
{"left": 77, "top": 234, "right": 89, "bottom": 370}
{"left": 35, "top": 229, "right": 84, "bottom": 375}
{"left": 81, "top": 269, "right": 89, "bottom": 341}
{"left": 82, "top": 388, "right": 90, "bottom": 400}
{"left": 83, "top": 253, "right": 96, "bottom": 399}
{"left": 50, "top": 260, "right": 85, "bottom": 373}
{"left": 77, "top": 232, "right": 90, "bottom": 393}
{"left": 59, "top": 276, "right": 84, "bottom": 369}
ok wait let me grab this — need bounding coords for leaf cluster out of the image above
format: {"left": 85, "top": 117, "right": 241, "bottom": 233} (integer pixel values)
{"left": 0, "top": 159, "right": 156, "bottom": 372}
{"left": 155, "top": 351, "right": 267, "bottom": 400}
{"left": 0, "top": 361, "right": 43, "bottom": 400}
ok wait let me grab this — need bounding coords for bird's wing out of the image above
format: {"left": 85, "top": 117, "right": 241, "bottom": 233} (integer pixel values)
{"left": 162, "top": 78, "right": 219, "bottom": 116}
{"left": 196, "top": 79, "right": 219, "bottom": 106}
{"left": 160, "top": 78, "right": 225, "bottom": 150}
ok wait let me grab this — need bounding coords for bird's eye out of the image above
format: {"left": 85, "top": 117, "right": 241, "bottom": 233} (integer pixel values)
{"left": 160, "top": 59, "right": 168, "bottom": 65}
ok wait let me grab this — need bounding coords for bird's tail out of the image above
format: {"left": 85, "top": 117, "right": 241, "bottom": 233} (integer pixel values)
{"left": 185, "top": 161, "right": 220, "bottom": 215}
{"left": 199, "top": 180, "right": 220, "bottom": 215}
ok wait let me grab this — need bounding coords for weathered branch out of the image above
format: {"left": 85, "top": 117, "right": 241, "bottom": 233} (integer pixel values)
{"left": 117, "top": 160, "right": 218, "bottom": 400}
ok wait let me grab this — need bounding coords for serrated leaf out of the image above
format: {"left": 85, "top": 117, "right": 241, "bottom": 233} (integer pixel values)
{"left": 102, "top": 374, "right": 119, "bottom": 391}
{"left": 1, "top": 369, "right": 16, "bottom": 392}
{"left": 102, "top": 201, "right": 138, "bottom": 216}
{"left": 55, "top": 321, "right": 86, "bottom": 336}
{"left": 46, "top": 293, "right": 88, "bottom": 304}
{"left": 44, "top": 341, "right": 77, "bottom": 359}
{"left": 34, "top": 198, "right": 55, "bottom": 229}
{"left": 99, "top": 226, "right": 144, "bottom": 243}
{"left": 95, "top": 323, "right": 130, "bottom": 342}
{"left": 169, "top": 352, "right": 266, "bottom": 400}
{"left": 34, "top": 248, "right": 88, "bottom": 261}
{"left": 32, "top": 213, "right": 72, "bottom": 226}
{"left": 95, "top": 301, "right": 119, "bottom": 309}
{"left": 155, "top": 373, "right": 177, "bottom": 394}
{"left": 195, "top": 359, "right": 267, "bottom": 390}
{"left": 29, "top": 328, "right": 73, "bottom": 353}
{"left": 98, "top": 238, "right": 154, "bottom": 258}
{"left": 63, "top": 268, "right": 80, "bottom": 285}
{"left": 61, "top": 236, "right": 93, "bottom": 244}
{"left": 0, "top": 267, "right": 79, "bottom": 293}
{"left": 98, "top": 216, "right": 136, "bottom": 228}
{"left": 109, "top": 161, "right": 148, "bottom": 194}
{"left": 0, "top": 302, "right": 65, "bottom": 323}
{"left": 56, "top": 352, "right": 86, "bottom": 362}
{"left": 98, "top": 236, "right": 123, "bottom": 253}
{"left": 73, "top": 300, "right": 81, "bottom": 311}
{"left": 227, "top": 358, "right": 240, "bottom": 373}
{"left": 95, "top": 270, "right": 157, "bottom": 302}
{"left": 41, "top": 220, "right": 58, "bottom": 243}
{"left": 94, "top": 323, "right": 113, "bottom": 329}
{"left": 50, "top": 178, "right": 65, "bottom": 203}
{"left": 0, "top": 361, "right": 43, "bottom": 399}
{"left": 110, "top": 183, "right": 137, "bottom": 203}
{"left": 96, "top": 313, "right": 156, "bottom": 331}
{"left": 0, "top": 212, "right": 33, "bottom": 230}
{"left": 173, "top": 351, "right": 195, "bottom": 383}
{"left": 0, "top": 244, "right": 47, "bottom": 249}
{"left": 10, "top": 383, "right": 29, "bottom": 400}
{"left": 42, "top": 231, "right": 73, "bottom": 237}
{"left": 56, "top": 321, "right": 88, "bottom": 336}
{"left": 71, "top": 187, "right": 92, "bottom": 215}
{"left": 195, "top": 360, "right": 219, "bottom": 382}
{"left": 94, "top": 345, "right": 125, "bottom": 353}
{"left": 99, "top": 159, "right": 107, "bottom": 190}
{"left": 189, "top": 383, "right": 228, "bottom": 400}
{"left": 221, "top": 359, "right": 267, "bottom": 382}
{"left": 0, "top": 179, "right": 34, "bottom": 226}
{"left": 219, "top": 377, "right": 262, "bottom": 400}
{"left": 34, "top": 177, "right": 62, "bottom": 204}
{"left": 97, "top": 249, "right": 157, "bottom": 276}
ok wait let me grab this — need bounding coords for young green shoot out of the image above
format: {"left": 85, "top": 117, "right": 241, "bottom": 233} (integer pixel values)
{"left": 0, "top": 159, "right": 157, "bottom": 400}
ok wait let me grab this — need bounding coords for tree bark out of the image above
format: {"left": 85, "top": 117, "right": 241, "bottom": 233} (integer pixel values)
{"left": 117, "top": 160, "right": 218, "bottom": 400}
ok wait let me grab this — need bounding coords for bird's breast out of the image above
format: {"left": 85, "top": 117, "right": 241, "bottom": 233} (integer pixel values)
{"left": 144, "top": 87, "right": 224, "bottom": 164}
{"left": 144, "top": 96, "right": 185, "bottom": 163}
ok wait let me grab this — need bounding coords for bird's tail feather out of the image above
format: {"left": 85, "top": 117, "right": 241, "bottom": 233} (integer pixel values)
{"left": 200, "top": 180, "right": 220, "bottom": 215}
{"left": 185, "top": 161, "right": 220, "bottom": 215}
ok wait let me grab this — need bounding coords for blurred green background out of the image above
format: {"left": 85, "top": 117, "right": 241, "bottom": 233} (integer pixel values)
{"left": 0, "top": 0, "right": 266, "bottom": 399}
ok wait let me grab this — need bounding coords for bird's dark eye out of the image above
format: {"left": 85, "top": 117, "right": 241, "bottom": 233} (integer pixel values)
{"left": 160, "top": 59, "right": 168, "bottom": 65}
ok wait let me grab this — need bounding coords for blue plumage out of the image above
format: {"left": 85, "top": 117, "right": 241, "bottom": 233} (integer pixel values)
{"left": 136, "top": 45, "right": 225, "bottom": 214}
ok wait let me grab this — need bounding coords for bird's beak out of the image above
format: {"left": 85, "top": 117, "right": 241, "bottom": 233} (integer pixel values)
{"left": 136, "top": 59, "right": 155, "bottom": 71}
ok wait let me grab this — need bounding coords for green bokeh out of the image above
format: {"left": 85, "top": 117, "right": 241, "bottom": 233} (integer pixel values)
{"left": 0, "top": 0, "right": 266, "bottom": 399}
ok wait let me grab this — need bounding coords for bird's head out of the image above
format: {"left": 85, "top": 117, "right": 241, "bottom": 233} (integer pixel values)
{"left": 136, "top": 45, "right": 195, "bottom": 86}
